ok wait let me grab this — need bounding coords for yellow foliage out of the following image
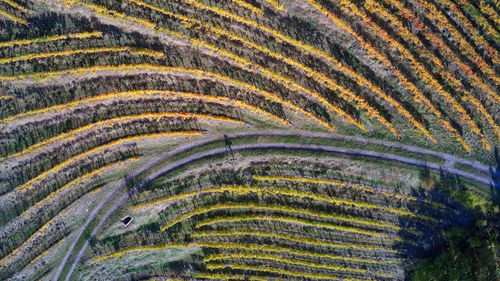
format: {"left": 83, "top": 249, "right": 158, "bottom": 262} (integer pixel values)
{"left": 92, "top": 239, "right": 400, "bottom": 277}
{"left": 480, "top": 1, "right": 500, "bottom": 33}
{"left": 195, "top": 273, "right": 266, "bottom": 281}
{"left": 441, "top": 0, "right": 499, "bottom": 65}
{"left": 31, "top": 0, "right": 340, "bottom": 131}
{"left": 207, "top": 263, "right": 365, "bottom": 281}
{"left": 387, "top": 0, "right": 499, "bottom": 144}
{"left": 306, "top": 0, "right": 483, "bottom": 149}
{"left": 91, "top": 242, "right": 189, "bottom": 263}
{"left": 203, "top": 23, "right": 386, "bottom": 131}
{"left": 0, "top": 63, "right": 328, "bottom": 129}
{"left": 7, "top": 113, "right": 209, "bottom": 160}
{"left": 19, "top": 158, "right": 139, "bottom": 226}
{"left": 12, "top": 130, "right": 201, "bottom": 195}
{"left": 192, "top": 229, "right": 401, "bottom": 254}
{"left": 416, "top": 0, "right": 500, "bottom": 87}
{"left": 1, "top": 90, "right": 287, "bottom": 127}
{"left": 253, "top": 174, "right": 375, "bottom": 193}
{"left": 134, "top": 184, "right": 432, "bottom": 220}
{"left": 92, "top": 240, "right": 397, "bottom": 270}
{"left": 468, "top": 3, "right": 499, "bottom": 41}
{"left": 0, "top": 215, "right": 57, "bottom": 266}
{"left": 308, "top": 0, "right": 445, "bottom": 141}
{"left": 254, "top": 174, "right": 446, "bottom": 209}
{"left": 0, "top": 31, "right": 102, "bottom": 48}
{"left": 183, "top": 0, "right": 413, "bottom": 135}
{"left": 232, "top": 0, "right": 262, "bottom": 15}
{"left": 0, "top": 46, "right": 163, "bottom": 64}
{"left": 128, "top": 47, "right": 165, "bottom": 57}
{"left": 160, "top": 202, "right": 399, "bottom": 232}
{"left": 79, "top": 1, "right": 156, "bottom": 29}
{"left": 341, "top": 0, "right": 488, "bottom": 150}
{"left": 204, "top": 252, "right": 393, "bottom": 277}
{"left": 0, "top": 0, "right": 31, "bottom": 14}
{"left": 194, "top": 214, "right": 392, "bottom": 238}
{"left": 127, "top": 0, "right": 344, "bottom": 130}
{"left": 190, "top": 37, "right": 359, "bottom": 131}
{"left": 264, "top": 0, "right": 287, "bottom": 12}
{"left": 28, "top": 238, "right": 66, "bottom": 266}
{"left": 128, "top": 0, "right": 197, "bottom": 27}
{"left": 462, "top": 95, "right": 500, "bottom": 142}
{"left": 1, "top": 200, "right": 83, "bottom": 266}
{"left": 0, "top": 7, "right": 27, "bottom": 25}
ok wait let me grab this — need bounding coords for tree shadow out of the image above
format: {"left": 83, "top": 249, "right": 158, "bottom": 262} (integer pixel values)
{"left": 394, "top": 163, "right": 476, "bottom": 265}
{"left": 489, "top": 147, "right": 500, "bottom": 207}
{"left": 223, "top": 134, "right": 235, "bottom": 164}
{"left": 398, "top": 153, "right": 500, "bottom": 280}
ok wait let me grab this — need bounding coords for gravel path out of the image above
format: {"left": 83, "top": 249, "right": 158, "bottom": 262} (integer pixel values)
{"left": 55, "top": 130, "right": 493, "bottom": 280}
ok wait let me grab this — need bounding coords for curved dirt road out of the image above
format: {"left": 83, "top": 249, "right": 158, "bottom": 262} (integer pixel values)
{"left": 56, "top": 130, "right": 493, "bottom": 280}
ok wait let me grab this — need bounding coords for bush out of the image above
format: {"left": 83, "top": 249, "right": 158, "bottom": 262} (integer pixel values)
{"left": 411, "top": 219, "right": 499, "bottom": 280}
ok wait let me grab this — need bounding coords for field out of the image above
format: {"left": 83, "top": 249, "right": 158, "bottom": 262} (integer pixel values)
{"left": 0, "top": 0, "right": 499, "bottom": 280}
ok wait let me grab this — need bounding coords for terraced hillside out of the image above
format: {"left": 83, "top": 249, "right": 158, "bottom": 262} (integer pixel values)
{"left": 0, "top": 0, "right": 499, "bottom": 280}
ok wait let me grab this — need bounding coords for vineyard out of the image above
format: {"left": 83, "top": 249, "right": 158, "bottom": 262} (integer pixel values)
{"left": 0, "top": 0, "right": 499, "bottom": 280}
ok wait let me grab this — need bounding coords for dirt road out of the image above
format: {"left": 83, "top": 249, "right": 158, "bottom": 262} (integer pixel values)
{"left": 55, "top": 130, "right": 493, "bottom": 280}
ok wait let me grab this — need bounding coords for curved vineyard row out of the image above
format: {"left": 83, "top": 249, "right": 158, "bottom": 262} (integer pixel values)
{"left": 0, "top": 31, "right": 102, "bottom": 48}
{"left": 0, "top": 7, "right": 26, "bottom": 25}
{"left": 0, "top": 1, "right": 497, "bottom": 280}
{"left": 0, "top": 114, "right": 224, "bottom": 198}
{"left": 55, "top": 1, "right": 360, "bottom": 131}
{"left": 308, "top": 0, "right": 491, "bottom": 151}
{"left": 203, "top": 252, "right": 392, "bottom": 277}
{"left": 133, "top": 184, "right": 433, "bottom": 220}
{"left": 191, "top": 229, "right": 401, "bottom": 254}
{"left": 0, "top": 46, "right": 164, "bottom": 64}
{"left": 127, "top": 0, "right": 405, "bottom": 135}
{"left": 0, "top": 63, "right": 333, "bottom": 130}
{"left": 365, "top": 0, "right": 500, "bottom": 144}
{"left": 161, "top": 202, "right": 401, "bottom": 233}
{"left": 69, "top": 130, "right": 479, "bottom": 280}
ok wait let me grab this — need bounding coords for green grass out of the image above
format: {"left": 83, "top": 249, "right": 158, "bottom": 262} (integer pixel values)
{"left": 57, "top": 218, "right": 100, "bottom": 281}
{"left": 131, "top": 131, "right": 451, "bottom": 188}
{"left": 411, "top": 225, "right": 500, "bottom": 281}
{"left": 411, "top": 176, "right": 500, "bottom": 281}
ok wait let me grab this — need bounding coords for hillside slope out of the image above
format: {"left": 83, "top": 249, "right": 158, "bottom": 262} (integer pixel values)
{"left": 0, "top": 0, "right": 499, "bottom": 280}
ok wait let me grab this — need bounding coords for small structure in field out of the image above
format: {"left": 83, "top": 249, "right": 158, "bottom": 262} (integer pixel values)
{"left": 121, "top": 216, "right": 133, "bottom": 227}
